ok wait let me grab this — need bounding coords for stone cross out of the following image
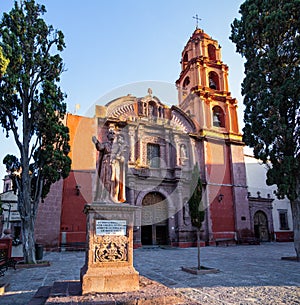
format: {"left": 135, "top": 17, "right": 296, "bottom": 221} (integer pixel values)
{"left": 193, "top": 14, "right": 202, "bottom": 29}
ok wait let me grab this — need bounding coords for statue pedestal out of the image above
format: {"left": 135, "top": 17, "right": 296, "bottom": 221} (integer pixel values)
{"left": 80, "top": 202, "right": 140, "bottom": 294}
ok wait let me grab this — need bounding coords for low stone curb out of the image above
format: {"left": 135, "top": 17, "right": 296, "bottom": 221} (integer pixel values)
{"left": 181, "top": 266, "right": 220, "bottom": 275}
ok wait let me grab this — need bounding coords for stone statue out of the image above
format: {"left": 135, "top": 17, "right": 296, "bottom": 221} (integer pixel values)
{"left": 179, "top": 144, "right": 188, "bottom": 166}
{"left": 92, "top": 129, "right": 127, "bottom": 203}
{"left": 180, "top": 144, "right": 187, "bottom": 159}
{"left": 110, "top": 134, "right": 126, "bottom": 203}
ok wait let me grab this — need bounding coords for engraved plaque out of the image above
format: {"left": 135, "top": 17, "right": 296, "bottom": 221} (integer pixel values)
{"left": 96, "top": 220, "right": 126, "bottom": 236}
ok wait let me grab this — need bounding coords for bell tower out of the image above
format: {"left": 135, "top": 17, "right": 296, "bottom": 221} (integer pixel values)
{"left": 176, "top": 28, "right": 253, "bottom": 244}
{"left": 176, "top": 28, "right": 239, "bottom": 134}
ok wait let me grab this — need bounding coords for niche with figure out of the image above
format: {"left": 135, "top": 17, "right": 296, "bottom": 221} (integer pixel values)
{"left": 179, "top": 144, "right": 188, "bottom": 166}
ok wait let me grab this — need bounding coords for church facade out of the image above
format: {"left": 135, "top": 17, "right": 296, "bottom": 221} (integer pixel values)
{"left": 1, "top": 28, "right": 294, "bottom": 251}
{"left": 38, "top": 27, "right": 252, "bottom": 249}
{"left": 33, "top": 28, "right": 255, "bottom": 249}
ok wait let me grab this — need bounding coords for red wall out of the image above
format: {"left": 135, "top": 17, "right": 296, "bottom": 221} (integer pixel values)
{"left": 275, "top": 231, "right": 294, "bottom": 242}
{"left": 205, "top": 141, "right": 236, "bottom": 239}
{"left": 60, "top": 170, "right": 93, "bottom": 246}
{"left": 35, "top": 180, "right": 64, "bottom": 250}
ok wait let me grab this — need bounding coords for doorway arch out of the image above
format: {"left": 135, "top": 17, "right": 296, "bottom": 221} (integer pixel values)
{"left": 254, "top": 211, "right": 270, "bottom": 242}
{"left": 141, "top": 192, "right": 168, "bottom": 246}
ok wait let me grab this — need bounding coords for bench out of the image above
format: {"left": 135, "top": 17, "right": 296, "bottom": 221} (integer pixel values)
{"left": 0, "top": 239, "right": 17, "bottom": 276}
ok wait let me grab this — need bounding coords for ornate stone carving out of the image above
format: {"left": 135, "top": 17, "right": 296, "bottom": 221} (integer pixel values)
{"left": 171, "top": 107, "right": 196, "bottom": 133}
{"left": 94, "top": 235, "right": 128, "bottom": 262}
{"left": 93, "top": 128, "right": 127, "bottom": 203}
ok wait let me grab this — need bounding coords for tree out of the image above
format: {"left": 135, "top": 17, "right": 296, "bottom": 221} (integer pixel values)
{"left": 188, "top": 163, "right": 205, "bottom": 270}
{"left": 0, "top": 0, "right": 71, "bottom": 263}
{"left": 230, "top": 0, "right": 300, "bottom": 260}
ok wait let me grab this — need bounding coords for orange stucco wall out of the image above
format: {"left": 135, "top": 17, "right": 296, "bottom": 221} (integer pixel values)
{"left": 59, "top": 114, "right": 97, "bottom": 246}
{"left": 67, "top": 114, "right": 96, "bottom": 171}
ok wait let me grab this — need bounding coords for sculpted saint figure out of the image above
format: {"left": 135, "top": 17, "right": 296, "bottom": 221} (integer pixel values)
{"left": 180, "top": 144, "right": 187, "bottom": 159}
{"left": 92, "top": 129, "right": 126, "bottom": 203}
{"left": 110, "top": 134, "right": 126, "bottom": 203}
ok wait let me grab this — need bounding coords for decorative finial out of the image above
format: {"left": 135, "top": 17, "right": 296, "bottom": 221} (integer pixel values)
{"left": 147, "top": 88, "right": 152, "bottom": 96}
{"left": 193, "top": 14, "right": 201, "bottom": 29}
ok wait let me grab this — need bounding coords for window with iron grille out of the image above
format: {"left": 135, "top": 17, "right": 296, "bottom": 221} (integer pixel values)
{"left": 278, "top": 209, "right": 289, "bottom": 230}
{"left": 147, "top": 143, "right": 160, "bottom": 168}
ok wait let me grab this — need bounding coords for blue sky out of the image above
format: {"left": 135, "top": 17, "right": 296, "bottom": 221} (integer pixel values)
{"left": 0, "top": 0, "right": 245, "bottom": 182}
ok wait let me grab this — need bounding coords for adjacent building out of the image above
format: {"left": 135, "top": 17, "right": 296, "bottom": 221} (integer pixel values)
{"left": 244, "top": 154, "right": 293, "bottom": 242}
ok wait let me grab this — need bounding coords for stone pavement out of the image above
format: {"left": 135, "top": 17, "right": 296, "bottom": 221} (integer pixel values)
{"left": 0, "top": 242, "right": 299, "bottom": 304}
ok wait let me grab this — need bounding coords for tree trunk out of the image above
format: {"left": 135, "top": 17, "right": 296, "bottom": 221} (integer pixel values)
{"left": 19, "top": 145, "right": 37, "bottom": 264}
{"left": 291, "top": 197, "right": 300, "bottom": 261}
{"left": 197, "top": 229, "right": 201, "bottom": 270}
{"left": 21, "top": 214, "right": 36, "bottom": 264}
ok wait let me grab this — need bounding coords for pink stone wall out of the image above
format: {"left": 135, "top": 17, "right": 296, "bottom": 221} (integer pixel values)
{"left": 35, "top": 179, "right": 63, "bottom": 250}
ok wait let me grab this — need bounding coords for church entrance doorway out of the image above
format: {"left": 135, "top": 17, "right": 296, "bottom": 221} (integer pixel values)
{"left": 141, "top": 192, "right": 168, "bottom": 246}
{"left": 254, "top": 211, "right": 270, "bottom": 242}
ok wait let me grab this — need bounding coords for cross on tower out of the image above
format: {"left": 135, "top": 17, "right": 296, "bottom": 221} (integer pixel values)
{"left": 193, "top": 14, "right": 201, "bottom": 29}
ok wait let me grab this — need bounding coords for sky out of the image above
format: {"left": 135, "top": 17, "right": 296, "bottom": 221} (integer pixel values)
{"left": 0, "top": 0, "right": 245, "bottom": 183}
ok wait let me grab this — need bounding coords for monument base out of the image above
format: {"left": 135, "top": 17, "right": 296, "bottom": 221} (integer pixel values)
{"left": 81, "top": 265, "right": 139, "bottom": 294}
{"left": 80, "top": 202, "right": 140, "bottom": 295}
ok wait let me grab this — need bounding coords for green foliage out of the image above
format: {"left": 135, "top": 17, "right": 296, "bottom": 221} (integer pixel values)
{"left": 0, "top": 0, "right": 71, "bottom": 199}
{"left": 3, "top": 154, "right": 21, "bottom": 173}
{"left": 188, "top": 164, "right": 205, "bottom": 229}
{"left": 230, "top": 0, "right": 300, "bottom": 201}
{"left": 0, "top": 1, "right": 71, "bottom": 262}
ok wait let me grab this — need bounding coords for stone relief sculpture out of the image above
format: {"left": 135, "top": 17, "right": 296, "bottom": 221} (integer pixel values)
{"left": 94, "top": 235, "right": 128, "bottom": 262}
{"left": 92, "top": 128, "right": 127, "bottom": 203}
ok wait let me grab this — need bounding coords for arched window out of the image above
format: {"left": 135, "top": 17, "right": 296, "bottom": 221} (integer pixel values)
{"left": 138, "top": 101, "right": 147, "bottom": 116}
{"left": 212, "top": 106, "right": 225, "bottom": 127}
{"left": 183, "top": 76, "right": 190, "bottom": 89}
{"left": 208, "top": 71, "right": 219, "bottom": 90}
{"left": 158, "top": 107, "right": 163, "bottom": 118}
{"left": 208, "top": 44, "right": 216, "bottom": 60}
{"left": 183, "top": 52, "right": 188, "bottom": 69}
{"left": 148, "top": 101, "right": 157, "bottom": 117}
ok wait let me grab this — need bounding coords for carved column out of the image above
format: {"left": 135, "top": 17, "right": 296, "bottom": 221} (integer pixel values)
{"left": 138, "top": 128, "right": 144, "bottom": 165}
{"left": 176, "top": 182, "right": 184, "bottom": 229}
{"left": 128, "top": 126, "right": 136, "bottom": 163}
{"left": 168, "top": 207, "right": 176, "bottom": 245}
{"left": 174, "top": 135, "right": 180, "bottom": 167}
{"left": 164, "top": 130, "right": 170, "bottom": 168}
{"left": 190, "top": 138, "right": 196, "bottom": 166}
{"left": 197, "top": 62, "right": 202, "bottom": 87}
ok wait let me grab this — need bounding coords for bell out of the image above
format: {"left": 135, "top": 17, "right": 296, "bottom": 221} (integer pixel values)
{"left": 213, "top": 113, "right": 220, "bottom": 126}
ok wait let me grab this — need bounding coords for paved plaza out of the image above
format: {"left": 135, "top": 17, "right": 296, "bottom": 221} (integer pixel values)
{"left": 0, "top": 242, "right": 299, "bottom": 304}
